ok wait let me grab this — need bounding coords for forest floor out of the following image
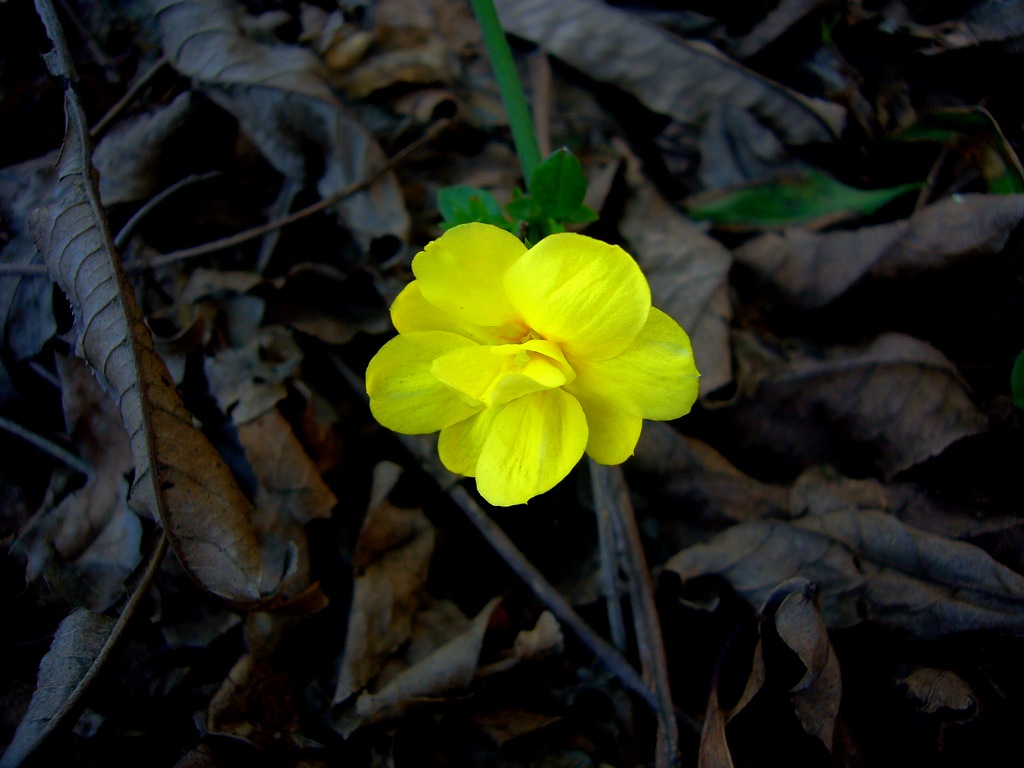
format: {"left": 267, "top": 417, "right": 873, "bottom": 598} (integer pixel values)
{"left": 2, "top": 1, "right": 1024, "bottom": 767}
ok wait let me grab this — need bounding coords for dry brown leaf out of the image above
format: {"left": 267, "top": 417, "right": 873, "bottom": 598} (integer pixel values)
{"left": 731, "top": 330, "right": 988, "bottom": 477}
{"left": 772, "top": 582, "right": 842, "bottom": 749}
{"left": 633, "top": 422, "right": 789, "bottom": 527}
{"left": 0, "top": 608, "right": 114, "bottom": 768}
{"left": 619, "top": 157, "right": 734, "bottom": 395}
{"left": 664, "top": 509, "right": 1024, "bottom": 639}
{"left": 698, "top": 103, "right": 796, "bottom": 190}
{"left": 697, "top": 672, "right": 735, "bottom": 768}
{"left": 0, "top": 154, "right": 58, "bottom": 368}
{"left": 898, "top": 668, "right": 977, "bottom": 717}
{"left": 471, "top": 709, "right": 563, "bottom": 748}
{"left": 733, "top": 194, "right": 1024, "bottom": 310}
{"left": 155, "top": 0, "right": 409, "bottom": 242}
{"left": 29, "top": 94, "right": 263, "bottom": 602}
{"left": 334, "top": 598, "right": 499, "bottom": 737}
{"left": 733, "top": 0, "right": 830, "bottom": 60}
{"left": 13, "top": 356, "right": 142, "bottom": 611}
{"left": 333, "top": 464, "right": 436, "bottom": 706}
{"left": 495, "top": 0, "right": 845, "bottom": 145}
{"left": 240, "top": 408, "right": 336, "bottom": 595}
{"left": 93, "top": 92, "right": 195, "bottom": 205}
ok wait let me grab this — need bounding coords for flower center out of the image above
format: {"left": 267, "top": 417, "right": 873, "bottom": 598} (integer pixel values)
{"left": 430, "top": 336, "right": 576, "bottom": 409}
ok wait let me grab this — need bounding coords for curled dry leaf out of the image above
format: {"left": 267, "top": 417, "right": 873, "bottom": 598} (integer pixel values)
{"left": 0, "top": 608, "right": 114, "bottom": 768}
{"left": 333, "top": 464, "right": 436, "bottom": 707}
{"left": 734, "top": 193, "right": 1024, "bottom": 310}
{"left": 334, "top": 598, "right": 499, "bottom": 737}
{"left": 663, "top": 509, "right": 1024, "bottom": 639}
{"left": 633, "top": 422, "right": 789, "bottom": 530}
{"left": 619, "top": 158, "right": 734, "bottom": 394}
{"left": 494, "top": 0, "right": 845, "bottom": 145}
{"left": 731, "top": 330, "right": 988, "bottom": 477}
{"left": 28, "top": 94, "right": 263, "bottom": 602}
{"left": 771, "top": 582, "right": 842, "bottom": 749}
{"left": 154, "top": 0, "right": 409, "bottom": 242}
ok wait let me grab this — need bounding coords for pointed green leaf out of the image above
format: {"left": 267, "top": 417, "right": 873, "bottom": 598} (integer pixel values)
{"left": 1012, "top": 349, "right": 1024, "bottom": 410}
{"left": 685, "top": 169, "right": 921, "bottom": 230}
{"left": 530, "top": 148, "right": 588, "bottom": 221}
{"left": 437, "top": 185, "right": 514, "bottom": 230}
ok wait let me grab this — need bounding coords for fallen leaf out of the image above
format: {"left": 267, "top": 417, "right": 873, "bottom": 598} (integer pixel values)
{"left": 733, "top": 0, "right": 831, "bottom": 60}
{"left": 334, "top": 598, "right": 499, "bottom": 736}
{"left": 734, "top": 193, "right": 1024, "bottom": 310}
{"left": 29, "top": 93, "right": 263, "bottom": 601}
{"left": 155, "top": 0, "right": 409, "bottom": 243}
{"left": 619, "top": 157, "right": 734, "bottom": 394}
{"left": 332, "top": 464, "right": 436, "bottom": 706}
{"left": 633, "top": 422, "right": 789, "bottom": 530}
{"left": 664, "top": 509, "right": 1024, "bottom": 638}
{"left": 731, "top": 330, "right": 988, "bottom": 477}
{"left": 471, "top": 708, "right": 563, "bottom": 748}
{"left": 697, "top": 103, "right": 796, "bottom": 190}
{"left": 685, "top": 169, "right": 919, "bottom": 231}
{"left": 0, "top": 154, "right": 58, "bottom": 366}
{"left": 0, "top": 608, "right": 114, "bottom": 768}
{"left": 898, "top": 668, "right": 977, "bottom": 717}
{"left": 93, "top": 92, "right": 195, "bottom": 205}
{"left": 772, "top": 581, "right": 842, "bottom": 749}
{"left": 495, "top": 0, "right": 845, "bottom": 145}
{"left": 513, "top": 611, "right": 564, "bottom": 659}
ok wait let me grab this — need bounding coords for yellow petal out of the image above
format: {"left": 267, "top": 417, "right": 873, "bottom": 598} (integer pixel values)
{"left": 571, "top": 388, "right": 644, "bottom": 465}
{"left": 504, "top": 233, "right": 651, "bottom": 361}
{"left": 431, "top": 343, "right": 569, "bottom": 407}
{"left": 438, "top": 406, "right": 501, "bottom": 476}
{"left": 366, "top": 331, "right": 481, "bottom": 433}
{"left": 566, "top": 307, "right": 700, "bottom": 421}
{"left": 475, "top": 389, "right": 588, "bottom": 506}
{"left": 391, "top": 281, "right": 525, "bottom": 345}
{"left": 413, "top": 223, "right": 527, "bottom": 327}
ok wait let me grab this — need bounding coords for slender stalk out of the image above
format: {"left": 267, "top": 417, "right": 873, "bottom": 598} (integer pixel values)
{"left": 469, "top": 0, "right": 542, "bottom": 186}
{"left": 0, "top": 413, "right": 91, "bottom": 476}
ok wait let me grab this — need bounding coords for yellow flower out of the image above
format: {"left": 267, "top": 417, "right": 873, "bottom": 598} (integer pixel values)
{"left": 366, "top": 223, "right": 700, "bottom": 506}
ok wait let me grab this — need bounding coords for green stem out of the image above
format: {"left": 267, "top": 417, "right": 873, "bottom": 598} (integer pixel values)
{"left": 469, "top": 0, "right": 542, "bottom": 187}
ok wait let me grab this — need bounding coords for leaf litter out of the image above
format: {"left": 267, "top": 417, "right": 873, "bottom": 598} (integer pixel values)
{"left": 2, "top": 0, "right": 1024, "bottom": 766}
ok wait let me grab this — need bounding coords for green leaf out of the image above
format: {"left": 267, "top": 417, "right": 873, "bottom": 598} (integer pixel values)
{"left": 685, "top": 169, "right": 921, "bottom": 230}
{"left": 530, "top": 148, "right": 588, "bottom": 221}
{"left": 561, "top": 203, "right": 599, "bottom": 225}
{"left": 437, "top": 185, "right": 514, "bottom": 231}
{"left": 895, "top": 107, "right": 1024, "bottom": 195}
{"left": 504, "top": 191, "right": 542, "bottom": 223}
{"left": 1012, "top": 349, "right": 1024, "bottom": 410}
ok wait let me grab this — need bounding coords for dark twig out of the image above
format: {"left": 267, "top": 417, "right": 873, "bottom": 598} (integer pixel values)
{"left": 127, "top": 118, "right": 451, "bottom": 271}
{"left": 591, "top": 459, "right": 680, "bottom": 768}
{"left": 90, "top": 55, "right": 170, "bottom": 140}
{"left": 0, "top": 413, "right": 91, "bottom": 476}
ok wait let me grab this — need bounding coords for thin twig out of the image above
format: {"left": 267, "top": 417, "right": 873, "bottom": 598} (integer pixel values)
{"left": 591, "top": 459, "right": 680, "bottom": 768}
{"left": 446, "top": 483, "right": 659, "bottom": 712}
{"left": 114, "top": 171, "right": 222, "bottom": 250}
{"left": 0, "top": 413, "right": 91, "bottom": 476}
{"left": 127, "top": 119, "right": 451, "bottom": 271}
{"left": 595, "top": 481, "right": 628, "bottom": 650}
{"left": 90, "top": 55, "right": 170, "bottom": 140}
